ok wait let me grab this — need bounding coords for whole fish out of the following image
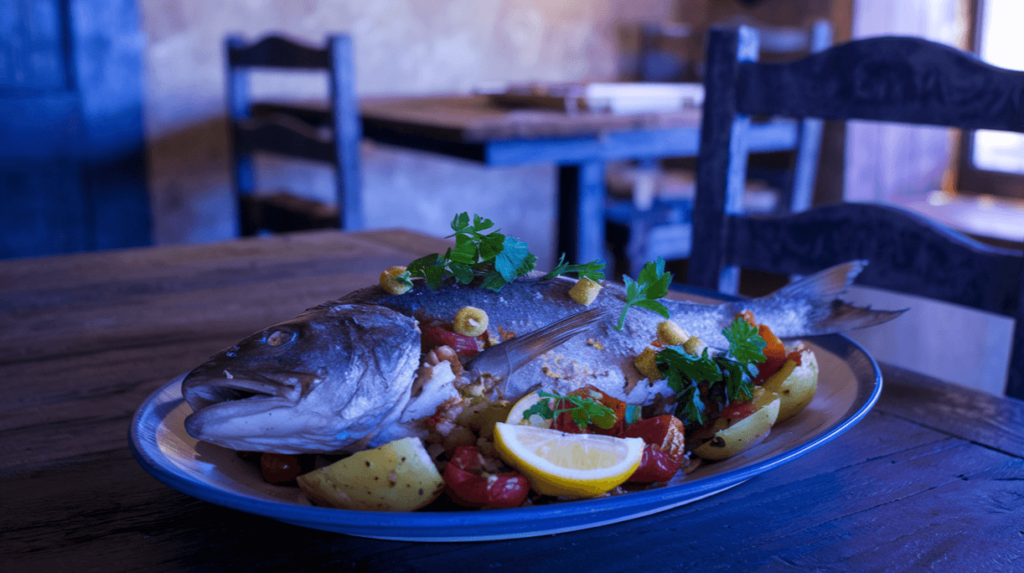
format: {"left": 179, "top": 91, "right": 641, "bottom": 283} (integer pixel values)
{"left": 182, "top": 261, "right": 901, "bottom": 454}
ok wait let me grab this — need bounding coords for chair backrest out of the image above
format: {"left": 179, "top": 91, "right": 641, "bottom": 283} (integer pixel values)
{"left": 653, "top": 19, "right": 833, "bottom": 213}
{"left": 638, "top": 17, "right": 831, "bottom": 215}
{"left": 689, "top": 26, "right": 1024, "bottom": 398}
{"left": 226, "top": 35, "right": 362, "bottom": 232}
{"left": 746, "top": 19, "right": 832, "bottom": 214}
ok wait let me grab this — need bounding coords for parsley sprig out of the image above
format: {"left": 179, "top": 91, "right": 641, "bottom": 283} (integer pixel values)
{"left": 406, "top": 213, "right": 538, "bottom": 291}
{"left": 656, "top": 316, "right": 767, "bottom": 428}
{"left": 522, "top": 390, "right": 617, "bottom": 431}
{"left": 616, "top": 257, "right": 673, "bottom": 331}
{"left": 404, "top": 212, "right": 606, "bottom": 293}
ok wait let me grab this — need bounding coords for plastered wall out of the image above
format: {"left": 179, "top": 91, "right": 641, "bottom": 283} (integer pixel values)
{"left": 139, "top": 0, "right": 675, "bottom": 268}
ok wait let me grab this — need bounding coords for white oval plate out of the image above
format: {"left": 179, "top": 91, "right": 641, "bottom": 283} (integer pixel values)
{"left": 130, "top": 332, "right": 880, "bottom": 542}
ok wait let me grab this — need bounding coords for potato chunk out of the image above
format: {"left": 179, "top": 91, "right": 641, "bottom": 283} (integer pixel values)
{"left": 297, "top": 438, "right": 445, "bottom": 511}
{"left": 762, "top": 345, "right": 819, "bottom": 423}
{"left": 694, "top": 398, "right": 779, "bottom": 461}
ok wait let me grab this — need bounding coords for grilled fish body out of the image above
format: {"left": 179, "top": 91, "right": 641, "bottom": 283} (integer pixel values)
{"left": 182, "top": 261, "right": 901, "bottom": 454}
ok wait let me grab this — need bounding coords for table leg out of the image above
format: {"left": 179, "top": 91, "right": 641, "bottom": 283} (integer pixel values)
{"left": 557, "top": 161, "right": 606, "bottom": 265}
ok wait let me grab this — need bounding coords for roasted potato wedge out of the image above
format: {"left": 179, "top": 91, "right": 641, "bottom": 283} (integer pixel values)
{"left": 761, "top": 345, "right": 818, "bottom": 424}
{"left": 694, "top": 398, "right": 780, "bottom": 461}
{"left": 297, "top": 437, "right": 445, "bottom": 511}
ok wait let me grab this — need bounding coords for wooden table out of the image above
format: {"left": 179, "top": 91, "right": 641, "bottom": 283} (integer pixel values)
{"left": 3, "top": 230, "right": 1022, "bottom": 572}
{"left": 261, "top": 93, "right": 799, "bottom": 264}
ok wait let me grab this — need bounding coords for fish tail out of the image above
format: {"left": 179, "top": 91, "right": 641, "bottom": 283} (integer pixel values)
{"left": 732, "top": 260, "right": 906, "bottom": 337}
{"left": 771, "top": 260, "right": 868, "bottom": 302}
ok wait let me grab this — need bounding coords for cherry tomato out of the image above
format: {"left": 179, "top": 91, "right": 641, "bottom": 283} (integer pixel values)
{"left": 442, "top": 446, "right": 530, "bottom": 509}
{"left": 421, "top": 324, "right": 482, "bottom": 358}
{"left": 260, "top": 453, "right": 308, "bottom": 484}
{"left": 755, "top": 324, "right": 787, "bottom": 383}
{"left": 719, "top": 401, "right": 757, "bottom": 421}
{"left": 628, "top": 444, "right": 682, "bottom": 483}
{"left": 623, "top": 415, "right": 686, "bottom": 462}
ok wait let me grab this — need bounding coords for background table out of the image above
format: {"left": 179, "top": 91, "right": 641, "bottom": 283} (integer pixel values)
{"left": 359, "top": 94, "right": 800, "bottom": 265}
{"left": 2, "top": 229, "right": 1022, "bottom": 572}
{"left": 262, "top": 94, "right": 801, "bottom": 264}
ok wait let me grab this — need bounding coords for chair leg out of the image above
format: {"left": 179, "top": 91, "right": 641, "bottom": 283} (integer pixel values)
{"left": 234, "top": 153, "right": 259, "bottom": 237}
{"left": 558, "top": 161, "right": 606, "bottom": 265}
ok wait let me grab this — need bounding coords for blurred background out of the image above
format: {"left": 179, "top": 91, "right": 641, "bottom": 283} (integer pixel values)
{"left": 2, "top": 0, "right": 1020, "bottom": 394}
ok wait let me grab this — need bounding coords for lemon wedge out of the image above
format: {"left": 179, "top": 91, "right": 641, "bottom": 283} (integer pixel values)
{"left": 493, "top": 422, "right": 644, "bottom": 497}
{"left": 506, "top": 391, "right": 552, "bottom": 428}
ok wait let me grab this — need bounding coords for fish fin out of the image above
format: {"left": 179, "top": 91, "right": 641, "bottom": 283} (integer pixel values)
{"left": 770, "top": 260, "right": 868, "bottom": 301}
{"left": 467, "top": 307, "right": 611, "bottom": 398}
{"left": 736, "top": 260, "right": 907, "bottom": 337}
{"left": 809, "top": 300, "right": 907, "bottom": 334}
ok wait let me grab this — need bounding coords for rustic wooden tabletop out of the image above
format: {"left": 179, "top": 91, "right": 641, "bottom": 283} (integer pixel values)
{"left": 2, "top": 229, "right": 1022, "bottom": 572}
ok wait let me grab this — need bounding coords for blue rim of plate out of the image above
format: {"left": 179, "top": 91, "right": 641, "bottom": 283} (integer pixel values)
{"left": 129, "top": 332, "right": 881, "bottom": 542}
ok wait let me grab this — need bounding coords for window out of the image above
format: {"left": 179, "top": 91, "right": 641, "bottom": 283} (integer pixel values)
{"left": 957, "top": 0, "right": 1024, "bottom": 198}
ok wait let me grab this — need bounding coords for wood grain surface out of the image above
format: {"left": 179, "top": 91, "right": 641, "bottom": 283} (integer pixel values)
{"left": 1, "top": 229, "right": 1021, "bottom": 572}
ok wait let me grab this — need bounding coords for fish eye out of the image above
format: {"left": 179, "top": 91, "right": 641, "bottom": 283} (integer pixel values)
{"left": 264, "top": 328, "right": 297, "bottom": 347}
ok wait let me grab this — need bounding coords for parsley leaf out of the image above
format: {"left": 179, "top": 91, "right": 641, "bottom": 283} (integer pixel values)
{"left": 675, "top": 384, "right": 707, "bottom": 428}
{"left": 722, "top": 316, "right": 767, "bottom": 378}
{"left": 523, "top": 390, "right": 617, "bottom": 431}
{"left": 616, "top": 257, "right": 673, "bottom": 331}
{"left": 542, "top": 253, "right": 607, "bottom": 282}
{"left": 395, "top": 269, "right": 414, "bottom": 288}
{"left": 718, "top": 358, "right": 755, "bottom": 403}
{"left": 657, "top": 346, "right": 722, "bottom": 391}
{"left": 522, "top": 398, "right": 554, "bottom": 421}
{"left": 492, "top": 236, "right": 536, "bottom": 284}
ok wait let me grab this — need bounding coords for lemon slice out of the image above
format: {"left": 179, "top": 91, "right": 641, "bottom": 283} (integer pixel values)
{"left": 506, "top": 391, "right": 552, "bottom": 428}
{"left": 493, "top": 422, "right": 644, "bottom": 497}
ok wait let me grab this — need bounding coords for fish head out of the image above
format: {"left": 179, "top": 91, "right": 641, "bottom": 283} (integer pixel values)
{"left": 182, "top": 303, "right": 421, "bottom": 454}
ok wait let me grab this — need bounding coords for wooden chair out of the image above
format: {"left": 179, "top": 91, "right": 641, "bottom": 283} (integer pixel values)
{"left": 227, "top": 35, "right": 362, "bottom": 235}
{"left": 607, "top": 19, "right": 832, "bottom": 277}
{"left": 689, "top": 26, "right": 1024, "bottom": 399}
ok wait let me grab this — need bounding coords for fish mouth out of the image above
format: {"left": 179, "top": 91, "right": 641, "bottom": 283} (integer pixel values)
{"left": 182, "top": 369, "right": 315, "bottom": 411}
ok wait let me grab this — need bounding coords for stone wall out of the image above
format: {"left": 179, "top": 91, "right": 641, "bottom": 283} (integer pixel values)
{"left": 139, "top": 0, "right": 675, "bottom": 268}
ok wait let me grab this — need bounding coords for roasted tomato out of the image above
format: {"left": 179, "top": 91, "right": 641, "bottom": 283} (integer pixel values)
{"left": 623, "top": 415, "right": 686, "bottom": 460}
{"left": 629, "top": 444, "right": 682, "bottom": 483}
{"left": 623, "top": 415, "right": 686, "bottom": 483}
{"left": 755, "top": 324, "right": 787, "bottom": 383}
{"left": 260, "top": 453, "right": 313, "bottom": 484}
{"left": 442, "top": 446, "right": 530, "bottom": 509}
{"left": 718, "top": 401, "right": 757, "bottom": 421}
{"left": 421, "top": 324, "right": 483, "bottom": 359}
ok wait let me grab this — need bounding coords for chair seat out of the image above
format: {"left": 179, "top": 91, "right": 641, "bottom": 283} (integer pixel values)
{"left": 605, "top": 164, "right": 780, "bottom": 276}
{"left": 239, "top": 192, "right": 339, "bottom": 234}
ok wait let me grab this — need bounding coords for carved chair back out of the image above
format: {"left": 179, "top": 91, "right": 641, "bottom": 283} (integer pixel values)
{"left": 689, "top": 27, "right": 1024, "bottom": 398}
{"left": 609, "top": 20, "right": 831, "bottom": 278}
{"left": 227, "top": 35, "right": 362, "bottom": 235}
